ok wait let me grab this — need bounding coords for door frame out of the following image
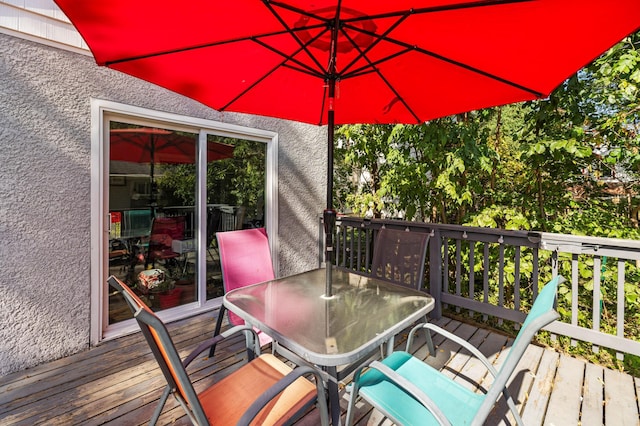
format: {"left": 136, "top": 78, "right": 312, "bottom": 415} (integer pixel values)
{"left": 90, "top": 99, "right": 279, "bottom": 344}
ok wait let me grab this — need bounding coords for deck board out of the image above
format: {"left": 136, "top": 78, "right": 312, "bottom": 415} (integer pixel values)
{"left": 521, "top": 348, "right": 559, "bottom": 425}
{"left": 1, "top": 310, "right": 638, "bottom": 425}
{"left": 581, "top": 362, "right": 605, "bottom": 426}
{"left": 603, "top": 368, "right": 640, "bottom": 426}
{"left": 543, "top": 354, "right": 585, "bottom": 425}
{"left": 491, "top": 343, "right": 544, "bottom": 425}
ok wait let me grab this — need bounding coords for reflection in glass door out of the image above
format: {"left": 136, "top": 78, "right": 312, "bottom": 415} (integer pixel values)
{"left": 107, "top": 121, "right": 266, "bottom": 324}
{"left": 204, "top": 135, "right": 266, "bottom": 300}
{"left": 108, "top": 122, "right": 201, "bottom": 323}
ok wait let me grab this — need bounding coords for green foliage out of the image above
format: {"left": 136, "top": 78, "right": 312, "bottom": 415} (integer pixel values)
{"left": 159, "top": 138, "right": 266, "bottom": 221}
{"left": 334, "top": 30, "right": 640, "bottom": 373}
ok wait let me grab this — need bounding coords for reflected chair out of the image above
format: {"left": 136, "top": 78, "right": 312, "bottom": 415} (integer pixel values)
{"left": 206, "top": 207, "right": 222, "bottom": 261}
{"left": 345, "top": 276, "right": 564, "bottom": 426}
{"left": 370, "top": 228, "right": 429, "bottom": 290}
{"left": 123, "top": 209, "right": 153, "bottom": 237}
{"left": 219, "top": 205, "right": 246, "bottom": 231}
{"left": 145, "top": 215, "right": 186, "bottom": 273}
{"left": 108, "top": 239, "right": 129, "bottom": 269}
{"left": 209, "top": 228, "right": 275, "bottom": 357}
{"left": 107, "top": 275, "right": 329, "bottom": 426}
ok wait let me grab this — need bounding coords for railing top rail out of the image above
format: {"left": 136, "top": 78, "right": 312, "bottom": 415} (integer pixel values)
{"left": 333, "top": 216, "right": 541, "bottom": 244}
{"left": 330, "top": 215, "right": 640, "bottom": 257}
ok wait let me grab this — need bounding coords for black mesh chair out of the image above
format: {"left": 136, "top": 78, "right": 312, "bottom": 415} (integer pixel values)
{"left": 370, "top": 227, "right": 431, "bottom": 352}
{"left": 370, "top": 227, "right": 430, "bottom": 290}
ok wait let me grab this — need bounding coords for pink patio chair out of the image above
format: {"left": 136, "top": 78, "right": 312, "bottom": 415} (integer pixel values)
{"left": 210, "top": 228, "right": 275, "bottom": 357}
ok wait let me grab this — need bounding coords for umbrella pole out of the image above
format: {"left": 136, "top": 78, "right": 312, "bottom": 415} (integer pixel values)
{"left": 324, "top": 80, "right": 337, "bottom": 298}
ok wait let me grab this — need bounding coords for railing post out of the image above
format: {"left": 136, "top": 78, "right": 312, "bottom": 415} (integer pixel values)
{"left": 429, "top": 228, "right": 442, "bottom": 319}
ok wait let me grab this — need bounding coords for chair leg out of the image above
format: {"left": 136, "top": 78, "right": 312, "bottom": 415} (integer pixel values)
{"left": 423, "top": 315, "right": 435, "bottom": 357}
{"left": 150, "top": 385, "right": 171, "bottom": 425}
{"left": 345, "top": 369, "right": 364, "bottom": 426}
{"left": 504, "top": 388, "right": 525, "bottom": 426}
{"left": 208, "top": 305, "right": 226, "bottom": 357}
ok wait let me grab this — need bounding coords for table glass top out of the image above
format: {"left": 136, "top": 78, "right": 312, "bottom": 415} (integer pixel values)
{"left": 224, "top": 268, "right": 433, "bottom": 362}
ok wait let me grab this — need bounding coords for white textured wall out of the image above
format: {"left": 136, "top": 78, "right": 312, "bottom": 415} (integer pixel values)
{"left": 0, "top": 32, "right": 326, "bottom": 376}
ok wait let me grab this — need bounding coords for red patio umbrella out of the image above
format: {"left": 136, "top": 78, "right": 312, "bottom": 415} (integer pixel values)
{"left": 56, "top": 0, "right": 640, "bottom": 295}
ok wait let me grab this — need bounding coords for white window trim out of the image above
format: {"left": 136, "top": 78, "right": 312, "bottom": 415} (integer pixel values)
{"left": 90, "top": 99, "right": 279, "bottom": 344}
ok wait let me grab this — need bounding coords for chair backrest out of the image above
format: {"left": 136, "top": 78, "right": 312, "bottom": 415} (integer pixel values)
{"left": 217, "top": 228, "right": 275, "bottom": 326}
{"left": 107, "top": 275, "right": 209, "bottom": 424}
{"left": 370, "top": 228, "right": 429, "bottom": 290}
{"left": 148, "top": 215, "right": 186, "bottom": 261}
{"left": 123, "top": 209, "right": 152, "bottom": 236}
{"left": 475, "top": 275, "right": 563, "bottom": 423}
{"left": 206, "top": 207, "right": 222, "bottom": 247}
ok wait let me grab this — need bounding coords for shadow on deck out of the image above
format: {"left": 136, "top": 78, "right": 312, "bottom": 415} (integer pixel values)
{"left": 1, "top": 309, "right": 639, "bottom": 425}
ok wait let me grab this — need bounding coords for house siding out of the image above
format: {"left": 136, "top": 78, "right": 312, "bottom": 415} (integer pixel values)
{"left": 0, "top": 30, "right": 326, "bottom": 375}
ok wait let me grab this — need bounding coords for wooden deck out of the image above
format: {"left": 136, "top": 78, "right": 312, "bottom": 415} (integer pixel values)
{"left": 1, "top": 309, "right": 639, "bottom": 425}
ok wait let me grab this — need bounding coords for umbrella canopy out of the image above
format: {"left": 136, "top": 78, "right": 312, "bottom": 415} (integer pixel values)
{"left": 57, "top": 0, "right": 640, "bottom": 294}
{"left": 55, "top": 1, "right": 640, "bottom": 127}
{"left": 57, "top": 0, "right": 640, "bottom": 204}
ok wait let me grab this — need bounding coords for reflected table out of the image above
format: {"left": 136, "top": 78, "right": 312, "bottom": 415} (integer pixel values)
{"left": 224, "top": 268, "right": 434, "bottom": 425}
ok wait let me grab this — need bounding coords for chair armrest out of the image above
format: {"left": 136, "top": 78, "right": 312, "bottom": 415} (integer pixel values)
{"left": 407, "top": 323, "right": 499, "bottom": 378}
{"left": 183, "top": 325, "right": 258, "bottom": 367}
{"left": 238, "top": 365, "right": 329, "bottom": 426}
{"left": 360, "top": 361, "right": 452, "bottom": 426}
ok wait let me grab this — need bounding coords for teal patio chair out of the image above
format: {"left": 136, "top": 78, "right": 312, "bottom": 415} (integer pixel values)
{"left": 108, "top": 275, "right": 329, "bottom": 426}
{"left": 345, "top": 276, "right": 564, "bottom": 426}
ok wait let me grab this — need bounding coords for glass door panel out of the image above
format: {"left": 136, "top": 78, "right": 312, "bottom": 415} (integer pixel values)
{"left": 205, "top": 135, "right": 267, "bottom": 300}
{"left": 108, "top": 122, "right": 199, "bottom": 324}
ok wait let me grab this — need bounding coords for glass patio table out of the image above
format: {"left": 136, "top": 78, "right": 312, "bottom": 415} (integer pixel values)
{"left": 223, "top": 267, "right": 434, "bottom": 425}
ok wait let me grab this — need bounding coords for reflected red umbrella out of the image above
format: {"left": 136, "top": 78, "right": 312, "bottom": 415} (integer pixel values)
{"left": 110, "top": 127, "right": 234, "bottom": 165}
{"left": 110, "top": 127, "right": 234, "bottom": 215}
{"left": 56, "top": 0, "right": 640, "bottom": 295}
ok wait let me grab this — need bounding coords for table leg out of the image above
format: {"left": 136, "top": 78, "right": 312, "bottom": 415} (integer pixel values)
{"left": 325, "top": 366, "right": 341, "bottom": 426}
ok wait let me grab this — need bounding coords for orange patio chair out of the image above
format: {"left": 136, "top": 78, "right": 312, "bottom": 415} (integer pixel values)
{"left": 107, "top": 275, "right": 328, "bottom": 426}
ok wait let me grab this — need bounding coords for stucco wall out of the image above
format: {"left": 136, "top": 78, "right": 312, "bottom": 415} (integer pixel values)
{"left": 0, "top": 33, "right": 326, "bottom": 376}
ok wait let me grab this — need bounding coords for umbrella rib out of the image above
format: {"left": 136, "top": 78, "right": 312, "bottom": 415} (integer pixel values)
{"left": 342, "top": 48, "right": 413, "bottom": 80}
{"left": 219, "top": 34, "right": 329, "bottom": 112}
{"left": 349, "top": 0, "right": 533, "bottom": 23}
{"left": 339, "top": 13, "right": 410, "bottom": 77}
{"left": 343, "top": 24, "right": 544, "bottom": 98}
{"left": 342, "top": 32, "right": 421, "bottom": 123}
{"left": 251, "top": 36, "right": 326, "bottom": 79}
{"left": 263, "top": 0, "right": 329, "bottom": 77}
{"left": 319, "top": 83, "right": 329, "bottom": 126}
{"left": 104, "top": 27, "right": 301, "bottom": 66}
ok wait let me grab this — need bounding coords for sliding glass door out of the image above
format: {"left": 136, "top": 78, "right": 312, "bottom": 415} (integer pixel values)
{"left": 97, "top": 103, "right": 274, "bottom": 339}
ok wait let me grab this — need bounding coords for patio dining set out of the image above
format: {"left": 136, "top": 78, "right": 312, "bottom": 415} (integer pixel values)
{"left": 108, "top": 226, "right": 562, "bottom": 425}
{"left": 52, "top": 1, "right": 639, "bottom": 424}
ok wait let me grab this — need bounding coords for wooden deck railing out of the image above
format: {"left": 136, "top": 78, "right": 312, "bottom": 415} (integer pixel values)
{"left": 320, "top": 216, "right": 640, "bottom": 358}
